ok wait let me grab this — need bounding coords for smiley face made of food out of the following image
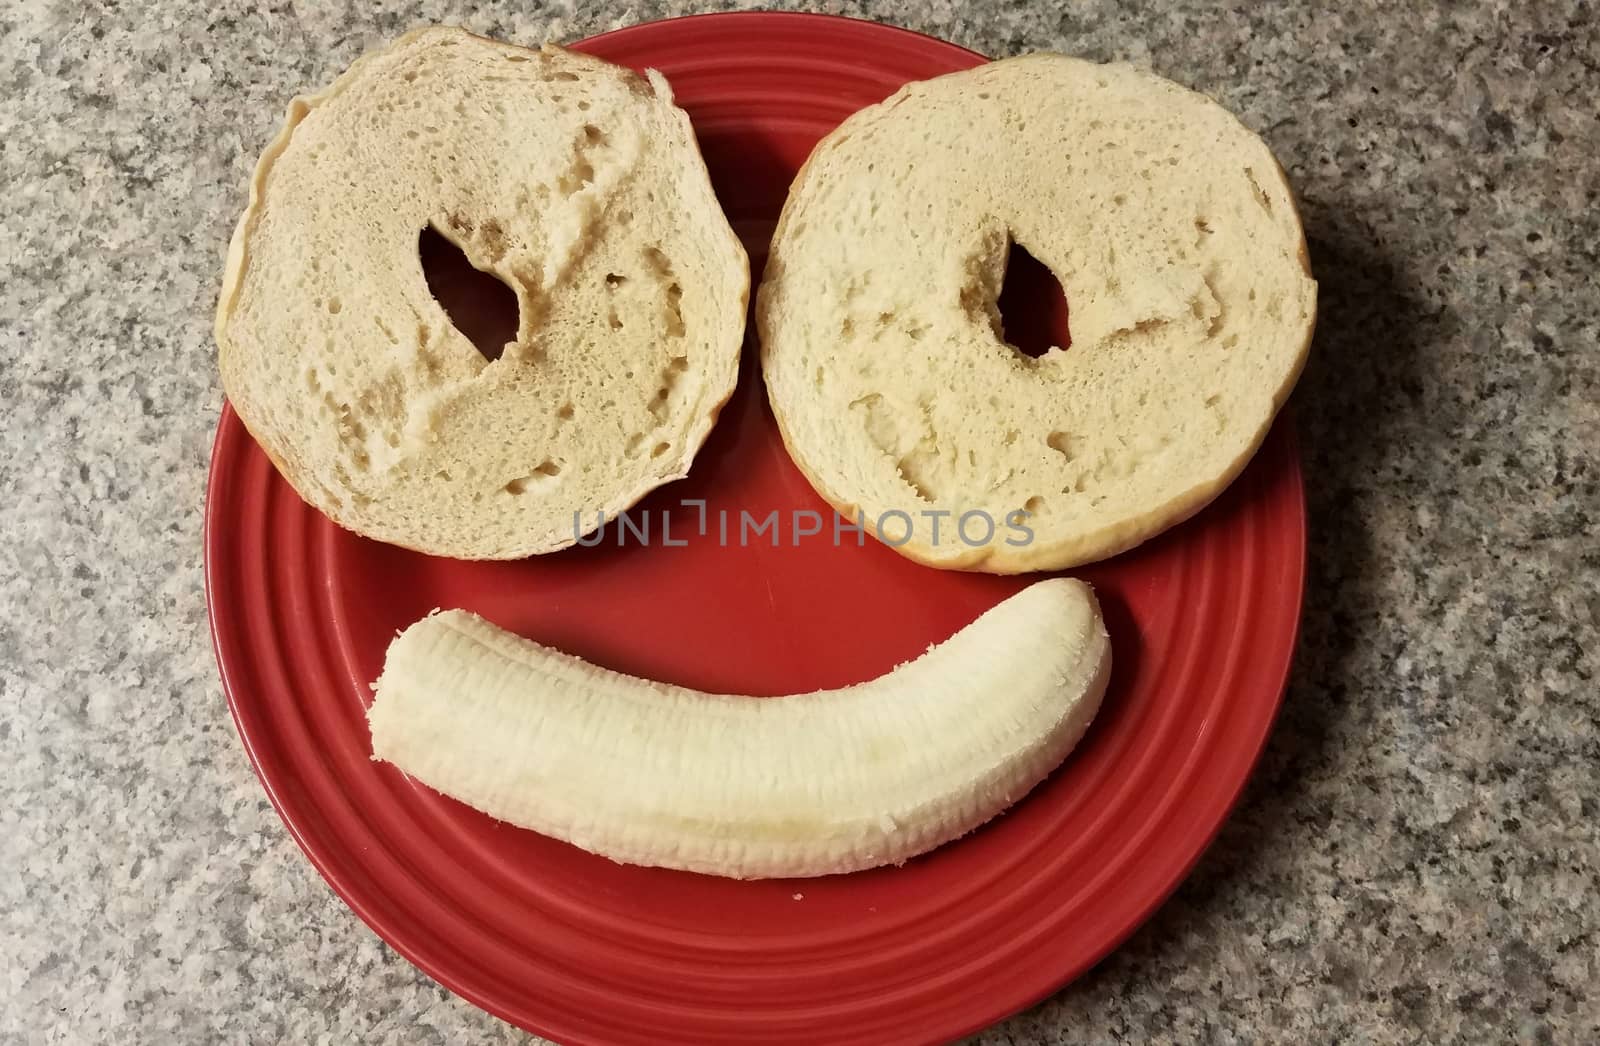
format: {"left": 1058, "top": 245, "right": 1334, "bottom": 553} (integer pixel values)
{"left": 214, "top": 33, "right": 1333, "bottom": 881}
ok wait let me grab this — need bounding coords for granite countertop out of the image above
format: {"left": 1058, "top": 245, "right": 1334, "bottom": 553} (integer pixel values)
{"left": 3, "top": 0, "right": 1596, "bottom": 1042}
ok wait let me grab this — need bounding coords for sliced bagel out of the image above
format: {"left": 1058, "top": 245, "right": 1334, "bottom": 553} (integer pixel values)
{"left": 217, "top": 27, "right": 748, "bottom": 558}
{"left": 758, "top": 54, "right": 1315, "bottom": 572}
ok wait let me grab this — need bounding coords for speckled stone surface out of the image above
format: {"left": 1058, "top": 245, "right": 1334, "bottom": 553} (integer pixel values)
{"left": 2, "top": 0, "right": 1596, "bottom": 1042}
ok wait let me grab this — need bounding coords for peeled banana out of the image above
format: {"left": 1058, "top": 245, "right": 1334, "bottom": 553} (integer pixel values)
{"left": 368, "top": 578, "right": 1111, "bottom": 879}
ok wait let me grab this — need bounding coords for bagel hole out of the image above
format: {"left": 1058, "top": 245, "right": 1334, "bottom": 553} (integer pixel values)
{"left": 997, "top": 238, "right": 1071, "bottom": 359}
{"left": 419, "top": 224, "right": 520, "bottom": 363}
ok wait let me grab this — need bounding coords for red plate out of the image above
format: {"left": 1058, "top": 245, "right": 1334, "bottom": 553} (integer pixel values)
{"left": 206, "top": 13, "right": 1305, "bottom": 1045}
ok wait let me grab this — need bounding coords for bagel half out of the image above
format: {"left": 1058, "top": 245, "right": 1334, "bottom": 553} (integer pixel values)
{"left": 758, "top": 54, "right": 1315, "bottom": 572}
{"left": 217, "top": 27, "right": 748, "bottom": 558}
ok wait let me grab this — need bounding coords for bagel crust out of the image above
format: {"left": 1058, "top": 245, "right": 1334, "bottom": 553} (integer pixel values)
{"left": 217, "top": 27, "right": 748, "bottom": 559}
{"left": 757, "top": 54, "right": 1316, "bottom": 573}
